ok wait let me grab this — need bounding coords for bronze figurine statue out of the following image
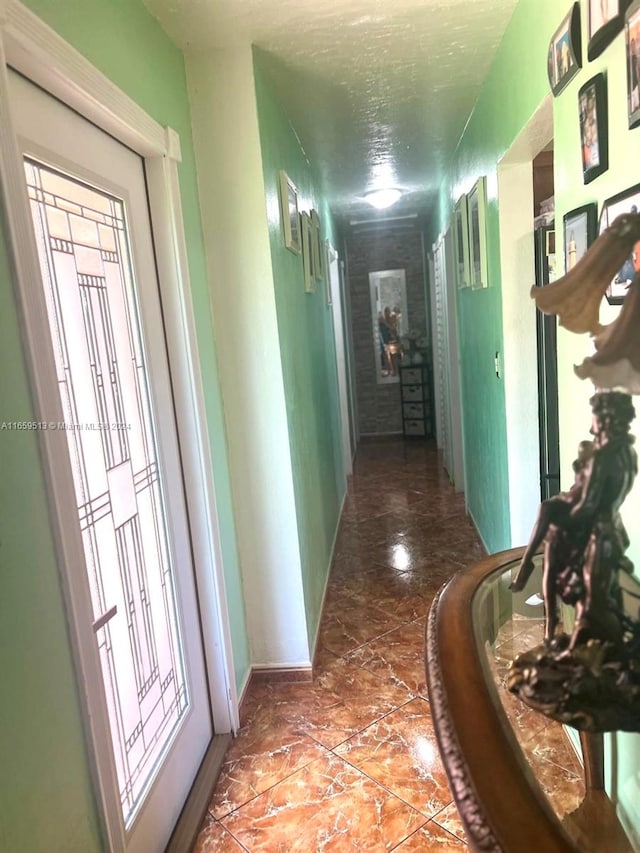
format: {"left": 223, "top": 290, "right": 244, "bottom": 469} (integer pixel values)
{"left": 508, "top": 213, "right": 640, "bottom": 733}
{"left": 511, "top": 438, "right": 595, "bottom": 644}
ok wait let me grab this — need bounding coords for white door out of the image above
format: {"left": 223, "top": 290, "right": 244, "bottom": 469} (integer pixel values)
{"left": 443, "top": 228, "right": 465, "bottom": 491}
{"left": 328, "top": 243, "right": 353, "bottom": 479}
{"left": 340, "top": 258, "right": 359, "bottom": 445}
{"left": 8, "top": 70, "right": 212, "bottom": 852}
{"left": 431, "top": 237, "right": 451, "bottom": 465}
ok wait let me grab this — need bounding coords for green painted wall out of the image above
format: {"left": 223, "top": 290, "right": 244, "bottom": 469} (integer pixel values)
{"left": 436, "top": 0, "right": 640, "bottom": 839}
{"left": 1, "top": 1, "right": 249, "bottom": 849}
{"left": 434, "top": 0, "right": 563, "bottom": 553}
{"left": 253, "top": 52, "right": 346, "bottom": 647}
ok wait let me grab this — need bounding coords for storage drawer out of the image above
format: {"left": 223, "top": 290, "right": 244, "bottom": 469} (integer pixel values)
{"left": 402, "top": 384, "right": 424, "bottom": 402}
{"left": 401, "top": 367, "right": 423, "bottom": 385}
{"left": 403, "top": 402, "right": 424, "bottom": 419}
{"left": 404, "top": 419, "right": 426, "bottom": 436}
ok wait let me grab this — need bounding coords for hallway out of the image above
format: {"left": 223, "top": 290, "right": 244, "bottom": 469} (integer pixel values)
{"left": 192, "top": 439, "right": 584, "bottom": 851}
{"left": 4, "top": 3, "right": 640, "bottom": 849}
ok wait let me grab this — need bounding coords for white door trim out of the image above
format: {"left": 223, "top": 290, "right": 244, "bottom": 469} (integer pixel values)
{"left": 497, "top": 95, "right": 553, "bottom": 547}
{"left": 0, "top": 0, "right": 168, "bottom": 157}
{"left": 430, "top": 239, "right": 448, "bottom": 454}
{"left": 443, "top": 227, "right": 465, "bottom": 491}
{"left": 0, "top": 1, "right": 237, "bottom": 848}
{"left": 327, "top": 243, "right": 353, "bottom": 479}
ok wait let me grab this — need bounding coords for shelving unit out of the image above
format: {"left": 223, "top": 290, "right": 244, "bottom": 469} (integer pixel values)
{"left": 400, "top": 358, "right": 434, "bottom": 439}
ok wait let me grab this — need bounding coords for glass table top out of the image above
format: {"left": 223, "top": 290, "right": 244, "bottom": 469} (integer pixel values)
{"left": 467, "top": 555, "right": 635, "bottom": 851}
{"left": 471, "top": 557, "right": 586, "bottom": 821}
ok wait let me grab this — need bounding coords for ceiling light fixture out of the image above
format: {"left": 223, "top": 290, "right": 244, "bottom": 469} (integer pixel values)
{"left": 364, "top": 188, "right": 402, "bottom": 210}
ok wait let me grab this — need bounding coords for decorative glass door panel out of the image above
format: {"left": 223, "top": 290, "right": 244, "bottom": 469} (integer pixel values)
{"left": 9, "top": 66, "right": 213, "bottom": 852}
{"left": 26, "top": 160, "right": 190, "bottom": 824}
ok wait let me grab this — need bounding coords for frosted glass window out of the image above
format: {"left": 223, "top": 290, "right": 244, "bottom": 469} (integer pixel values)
{"left": 25, "top": 159, "right": 189, "bottom": 824}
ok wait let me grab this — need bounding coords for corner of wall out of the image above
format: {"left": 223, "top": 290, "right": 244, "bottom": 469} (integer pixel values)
{"left": 185, "top": 46, "right": 311, "bottom": 669}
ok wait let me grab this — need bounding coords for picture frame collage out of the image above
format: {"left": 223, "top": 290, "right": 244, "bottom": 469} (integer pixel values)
{"left": 545, "top": 1, "right": 640, "bottom": 306}
{"left": 454, "top": 176, "right": 489, "bottom": 290}
{"left": 278, "top": 170, "right": 329, "bottom": 300}
{"left": 547, "top": 1, "right": 638, "bottom": 185}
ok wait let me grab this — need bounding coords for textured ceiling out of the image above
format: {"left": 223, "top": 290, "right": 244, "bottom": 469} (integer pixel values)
{"left": 143, "top": 0, "right": 519, "bottom": 225}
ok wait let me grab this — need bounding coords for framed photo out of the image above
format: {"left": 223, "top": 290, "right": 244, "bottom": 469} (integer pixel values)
{"left": 588, "top": 0, "right": 632, "bottom": 60}
{"left": 467, "top": 177, "right": 488, "bottom": 289}
{"left": 453, "top": 194, "right": 471, "bottom": 288}
{"left": 578, "top": 74, "right": 608, "bottom": 184}
{"left": 300, "top": 211, "right": 314, "bottom": 293}
{"left": 548, "top": 3, "right": 582, "bottom": 96}
{"left": 278, "top": 170, "right": 301, "bottom": 254}
{"left": 626, "top": 0, "right": 640, "bottom": 128}
{"left": 598, "top": 182, "right": 640, "bottom": 304}
{"left": 310, "top": 209, "right": 323, "bottom": 281}
{"left": 562, "top": 203, "right": 598, "bottom": 272}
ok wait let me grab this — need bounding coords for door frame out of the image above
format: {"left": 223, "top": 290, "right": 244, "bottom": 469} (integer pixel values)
{"left": 0, "top": 1, "right": 237, "bottom": 848}
{"left": 497, "top": 94, "right": 553, "bottom": 547}
{"left": 430, "top": 236, "right": 449, "bottom": 456}
{"left": 443, "top": 227, "right": 465, "bottom": 492}
{"left": 327, "top": 243, "right": 353, "bottom": 480}
{"left": 339, "top": 256, "right": 359, "bottom": 445}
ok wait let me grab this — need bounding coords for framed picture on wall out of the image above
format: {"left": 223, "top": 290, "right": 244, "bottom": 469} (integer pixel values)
{"left": 598, "top": 183, "right": 640, "bottom": 304}
{"left": 562, "top": 203, "right": 598, "bottom": 272}
{"left": 300, "top": 211, "right": 314, "bottom": 293}
{"left": 626, "top": 0, "right": 640, "bottom": 128}
{"left": 547, "top": 3, "right": 582, "bottom": 96}
{"left": 278, "top": 170, "right": 301, "bottom": 254}
{"left": 453, "top": 194, "right": 471, "bottom": 288}
{"left": 588, "top": 0, "right": 632, "bottom": 60}
{"left": 578, "top": 74, "right": 608, "bottom": 184}
{"left": 467, "top": 177, "right": 489, "bottom": 289}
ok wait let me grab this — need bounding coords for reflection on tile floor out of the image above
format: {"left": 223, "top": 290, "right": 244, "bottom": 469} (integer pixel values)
{"left": 193, "top": 439, "right": 585, "bottom": 851}
{"left": 489, "top": 616, "right": 586, "bottom": 817}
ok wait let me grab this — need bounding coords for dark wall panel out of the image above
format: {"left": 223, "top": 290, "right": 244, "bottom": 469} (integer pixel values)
{"left": 345, "top": 227, "right": 429, "bottom": 436}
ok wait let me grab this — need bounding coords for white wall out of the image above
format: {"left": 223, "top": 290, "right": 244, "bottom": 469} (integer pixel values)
{"left": 498, "top": 96, "right": 553, "bottom": 547}
{"left": 186, "top": 47, "right": 310, "bottom": 667}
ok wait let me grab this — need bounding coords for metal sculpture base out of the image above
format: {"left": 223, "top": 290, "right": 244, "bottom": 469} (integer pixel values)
{"left": 508, "top": 634, "right": 640, "bottom": 732}
{"left": 508, "top": 390, "right": 640, "bottom": 733}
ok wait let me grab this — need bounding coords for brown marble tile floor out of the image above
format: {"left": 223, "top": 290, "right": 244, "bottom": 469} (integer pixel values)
{"left": 192, "top": 439, "right": 585, "bottom": 852}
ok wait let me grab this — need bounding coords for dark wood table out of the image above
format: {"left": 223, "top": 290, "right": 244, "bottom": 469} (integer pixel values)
{"left": 425, "top": 548, "right": 634, "bottom": 853}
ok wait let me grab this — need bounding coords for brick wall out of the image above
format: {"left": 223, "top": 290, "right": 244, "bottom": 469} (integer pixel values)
{"left": 345, "top": 227, "right": 429, "bottom": 436}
